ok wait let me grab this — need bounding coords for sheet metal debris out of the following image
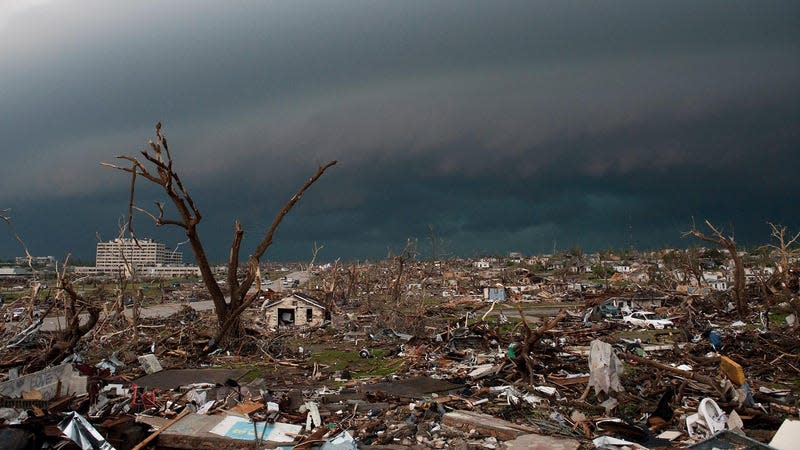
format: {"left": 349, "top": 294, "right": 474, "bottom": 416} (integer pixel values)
{"left": 58, "top": 411, "right": 116, "bottom": 450}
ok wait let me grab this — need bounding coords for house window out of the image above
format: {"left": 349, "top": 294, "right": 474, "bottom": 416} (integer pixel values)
{"left": 278, "top": 308, "right": 295, "bottom": 326}
{"left": 306, "top": 308, "right": 313, "bottom": 323}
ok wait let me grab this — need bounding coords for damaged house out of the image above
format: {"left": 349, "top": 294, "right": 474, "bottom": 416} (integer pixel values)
{"left": 608, "top": 294, "right": 666, "bottom": 312}
{"left": 483, "top": 285, "right": 507, "bottom": 301}
{"left": 262, "top": 292, "right": 327, "bottom": 329}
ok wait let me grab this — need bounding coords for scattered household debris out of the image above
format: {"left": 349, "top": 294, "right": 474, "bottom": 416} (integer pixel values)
{"left": 0, "top": 256, "right": 798, "bottom": 449}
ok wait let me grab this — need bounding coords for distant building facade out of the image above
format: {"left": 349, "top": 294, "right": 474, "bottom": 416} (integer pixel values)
{"left": 96, "top": 238, "right": 182, "bottom": 271}
{"left": 0, "top": 267, "right": 32, "bottom": 278}
{"left": 473, "top": 260, "right": 491, "bottom": 269}
{"left": 94, "top": 238, "right": 191, "bottom": 277}
{"left": 483, "top": 286, "right": 507, "bottom": 301}
{"left": 14, "top": 256, "right": 56, "bottom": 267}
{"left": 140, "top": 266, "right": 201, "bottom": 278}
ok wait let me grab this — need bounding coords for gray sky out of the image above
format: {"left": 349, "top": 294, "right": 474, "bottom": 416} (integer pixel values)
{"left": 1, "top": 1, "right": 798, "bottom": 262}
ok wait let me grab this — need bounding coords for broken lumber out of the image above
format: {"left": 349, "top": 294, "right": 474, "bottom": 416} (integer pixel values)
{"left": 442, "top": 410, "right": 536, "bottom": 440}
{"left": 132, "top": 408, "right": 190, "bottom": 450}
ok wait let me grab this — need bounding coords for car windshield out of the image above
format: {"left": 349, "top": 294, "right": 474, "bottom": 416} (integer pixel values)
{"left": 642, "top": 313, "right": 667, "bottom": 320}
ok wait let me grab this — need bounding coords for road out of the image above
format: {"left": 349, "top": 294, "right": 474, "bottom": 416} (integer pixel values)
{"left": 37, "top": 270, "right": 311, "bottom": 332}
{"left": 269, "top": 270, "right": 311, "bottom": 292}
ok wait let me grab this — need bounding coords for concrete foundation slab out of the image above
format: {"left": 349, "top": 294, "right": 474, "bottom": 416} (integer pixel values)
{"left": 133, "top": 368, "right": 249, "bottom": 390}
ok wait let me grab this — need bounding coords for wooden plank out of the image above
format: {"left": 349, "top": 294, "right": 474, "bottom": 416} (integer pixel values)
{"left": 227, "top": 400, "right": 264, "bottom": 416}
{"left": 442, "top": 410, "right": 536, "bottom": 441}
{"left": 720, "top": 355, "right": 746, "bottom": 386}
{"left": 547, "top": 375, "right": 590, "bottom": 386}
{"left": 132, "top": 408, "right": 190, "bottom": 450}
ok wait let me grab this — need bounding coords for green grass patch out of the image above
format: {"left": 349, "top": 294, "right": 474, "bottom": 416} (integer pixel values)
{"left": 768, "top": 311, "right": 791, "bottom": 328}
{"left": 309, "top": 349, "right": 404, "bottom": 378}
{"left": 483, "top": 314, "right": 520, "bottom": 334}
{"left": 0, "top": 291, "right": 25, "bottom": 303}
{"left": 309, "top": 349, "right": 361, "bottom": 371}
{"left": 617, "top": 399, "right": 643, "bottom": 418}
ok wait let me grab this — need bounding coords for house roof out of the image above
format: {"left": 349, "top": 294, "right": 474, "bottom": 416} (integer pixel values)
{"left": 262, "top": 292, "right": 326, "bottom": 310}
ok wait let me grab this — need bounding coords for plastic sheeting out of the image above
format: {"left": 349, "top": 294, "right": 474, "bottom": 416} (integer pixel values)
{"left": 321, "top": 430, "right": 358, "bottom": 450}
{"left": 587, "top": 340, "right": 624, "bottom": 396}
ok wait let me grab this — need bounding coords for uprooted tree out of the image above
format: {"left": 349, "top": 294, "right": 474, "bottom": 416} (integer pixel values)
{"left": 103, "top": 123, "right": 336, "bottom": 352}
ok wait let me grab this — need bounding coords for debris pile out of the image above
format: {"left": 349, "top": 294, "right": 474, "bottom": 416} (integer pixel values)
{"left": 1, "top": 278, "right": 798, "bottom": 449}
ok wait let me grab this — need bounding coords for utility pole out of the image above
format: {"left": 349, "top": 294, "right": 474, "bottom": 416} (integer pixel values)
{"left": 429, "top": 224, "right": 438, "bottom": 261}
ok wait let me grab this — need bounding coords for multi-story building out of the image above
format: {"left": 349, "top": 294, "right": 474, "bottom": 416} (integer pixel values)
{"left": 14, "top": 256, "right": 56, "bottom": 267}
{"left": 95, "top": 238, "right": 183, "bottom": 272}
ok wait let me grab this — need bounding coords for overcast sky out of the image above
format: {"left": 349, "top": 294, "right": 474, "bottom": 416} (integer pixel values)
{"left": 1, "top": 1, "right": 798, "bottom": 262}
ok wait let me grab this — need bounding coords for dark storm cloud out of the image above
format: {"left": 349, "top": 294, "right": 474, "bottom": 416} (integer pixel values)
{"left": 1, "top": 1, "right": 798, "bottom": 260}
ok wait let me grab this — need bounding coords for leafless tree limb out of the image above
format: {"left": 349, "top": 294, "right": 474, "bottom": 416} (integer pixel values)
{"left": 1, "top": 209, "right": 34, "bottom": 270}
{"left": 105, "top": 123, "right": 337, "bottom": 351}
{"left": 307, "top": 241, "right": 324, "bottom": 275}
{"left": 29, "top": 254, "right": 102, "bottom": 370}
{"left": 683, "top": 219, "right": 747, "bottom": 316}
{"left": 763, "top": 223, "right": 800, "bottom": 328}
{"left": 214, "top": 161, "right": 338, "bottom": 349}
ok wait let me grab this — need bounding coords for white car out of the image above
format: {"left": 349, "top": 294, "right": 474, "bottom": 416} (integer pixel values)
{"left": 4, "top": 307, "right": 46, "bottom": 322}
{"left": 5, "top": 307, "right": 26, "bottom": 322}
{"left": 622, "top": 311, "right": 674, "bottom": 329}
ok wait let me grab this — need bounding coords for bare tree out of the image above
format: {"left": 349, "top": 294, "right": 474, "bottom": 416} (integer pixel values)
{"left": 764, "top": 223, "right": 800, "bottom": 328}
{"left": 318, "top": 258, "right": 341, "bottom": 320}
{"left": 2, "top": 210, "right": 102, "bottom": 369}
{"left": 683, "top": 220, "right": 747, "bottom": 316}
{"left": 661, "top": 248, "right": 704, "bottom": 289}
{"left": 103, "top": 123, "right": 336, "bottom": 351}
{"left": 32, "top": 257, "right": 102, "bottom": 369}
{"left": 306, "top": 241, "right": 324, "bottom": 277}
{"left": 389, "top": 239, "right": 416, "bottom": 305}
{"left": 344, "top": 261, "right": 360, "bottom": 302}
{"left": 0, "top": 208, "right": 49, "bottom": 314}
{"left": 765, "top": 222, "right": 800, "bottom": 289}
{"left": 683, "top": 247, "right": 706, "bottom": 289}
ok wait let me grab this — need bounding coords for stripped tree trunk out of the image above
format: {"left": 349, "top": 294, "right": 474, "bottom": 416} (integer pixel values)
{"left": 104, "top": 123, "right": 336, "bottom": 352}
